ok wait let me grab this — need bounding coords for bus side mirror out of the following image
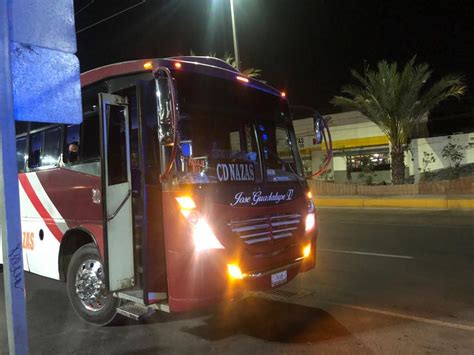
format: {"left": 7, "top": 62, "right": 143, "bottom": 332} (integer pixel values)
{"left": 313, "top": 114, "right": 324, "bottom": 145}
{"left": 155, "top": 67, "right": 179, "bottom": 181}
{"left": 155, "top": 68, "right": 177, "bottom": 145}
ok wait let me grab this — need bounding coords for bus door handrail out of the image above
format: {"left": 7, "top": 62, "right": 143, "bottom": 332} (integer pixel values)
{"left": 107, "top": 189, "right": 131, "bottom": 222}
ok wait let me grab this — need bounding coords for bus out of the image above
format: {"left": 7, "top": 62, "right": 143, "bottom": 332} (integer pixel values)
{"left": 1, "top": 56, "right": 318, "bottom": 325}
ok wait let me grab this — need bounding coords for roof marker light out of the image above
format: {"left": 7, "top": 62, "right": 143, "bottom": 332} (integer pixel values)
{"left": 174, "top": 62, "right": 182, "bottom": 69}
{"left": 143, "top": 61, "right": 153, "bottom": 70}
{"left": 281, "top": 91, "right": 286, "bottom": 97}
{"left": 236, "top": 76, "right": 249, "bottom": 83}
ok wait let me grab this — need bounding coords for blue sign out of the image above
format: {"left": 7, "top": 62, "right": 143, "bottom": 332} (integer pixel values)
{"left": 10, "top": 0, "right": 82, "bottom": 124}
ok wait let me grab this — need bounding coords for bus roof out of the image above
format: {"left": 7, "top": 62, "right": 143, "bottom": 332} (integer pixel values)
{"left": 80, "top": 57, "right": 284, "bottom": 98}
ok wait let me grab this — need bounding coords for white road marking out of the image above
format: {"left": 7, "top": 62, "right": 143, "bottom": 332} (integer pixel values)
{"left": 317, "top": 219, "right": 472, "bottom": 229}
{"left": 319, "top": 248, "right": 414, "bottom": 259}
{"left": 327, "top": 302, "right": 474, "bottom": 332}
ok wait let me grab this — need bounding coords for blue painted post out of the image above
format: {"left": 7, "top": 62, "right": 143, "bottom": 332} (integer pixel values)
{"left": 2, "top": 0, "right": 81, "bottom": 352}
{"left": 0, "top": 1, "right": 29, "bottom": 354}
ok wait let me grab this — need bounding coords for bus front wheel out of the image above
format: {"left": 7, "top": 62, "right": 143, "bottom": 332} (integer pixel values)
{"left": 66, "top": 243, "right": 120, "bottom": 326}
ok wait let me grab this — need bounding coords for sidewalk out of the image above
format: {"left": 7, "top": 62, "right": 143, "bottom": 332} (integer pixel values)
{"left": 314, "top": 195, "right": 474, "bottom": 209}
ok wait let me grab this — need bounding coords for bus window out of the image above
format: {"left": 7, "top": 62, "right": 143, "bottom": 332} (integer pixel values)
{"left": 42, "top": 127, "right": 61, "bottom": 167}
{"left": 178, "top": 116, "right": 262, "bottom": 183}
{"left": 81, "top": 115, "right": 100, "bottom": 162}
{"left": 16, "top": 137, "right": 27, "bottom": 172}
{"left": 15, "top": 122, "right": 28, "bottom": 136}
{"left": 107, "top": 106, "right": 128, "bottom": 185}
{"left": 28, "top": 132, "right": 43, "bottom": 169}
{"left": 258, "top": 122, "right": 303, "bottom": 182}
{"left": 64, "top": 124, "right": 80, "bottom": 164}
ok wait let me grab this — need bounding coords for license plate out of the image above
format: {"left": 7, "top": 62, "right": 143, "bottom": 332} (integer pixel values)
{"left": 271, "top": 270, "right": 287, "bottom": 287}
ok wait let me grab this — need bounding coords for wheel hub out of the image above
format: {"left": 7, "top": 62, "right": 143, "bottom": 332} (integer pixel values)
{"left": 75, "top": 259, "right": 108, "bottom": 312}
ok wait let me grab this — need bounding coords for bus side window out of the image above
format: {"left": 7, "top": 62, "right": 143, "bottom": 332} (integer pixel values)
{"left": 42, "top": 127, "right": 61, "bottom": 167}
{"left": 28, "top": 132, "right": 43, "bottom": 169}
{"left": 16, "top": 137, "right": 27, "bottom": 172}
{"left": 64, "top": 124, "right": 80, "bottom": 164}
{"left": 81, "top": 115, "right": 100, "bottom": 162}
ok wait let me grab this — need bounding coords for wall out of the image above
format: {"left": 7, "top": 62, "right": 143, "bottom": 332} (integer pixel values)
{"left": 308, "top": 176, "right": 474, "bottom": 196}
{"left": 333, "top": 169, "right": 392, "bottom": 184}
{"left": 409, "top": 133, "right": 474, "bottom": 182}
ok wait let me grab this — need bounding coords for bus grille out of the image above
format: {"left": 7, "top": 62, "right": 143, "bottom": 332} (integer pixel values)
{"left": 228, "top": 213, "right": 302, "bottom": 245}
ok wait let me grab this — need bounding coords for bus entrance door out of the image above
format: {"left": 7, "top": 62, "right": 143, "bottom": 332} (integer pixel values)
{"left": 99, "top": 93, "right": 135, "bottom": 292}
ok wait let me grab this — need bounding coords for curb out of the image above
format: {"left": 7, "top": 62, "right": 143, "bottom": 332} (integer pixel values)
{"left": 314, "top": 197, "right": 474, "bottom": 209}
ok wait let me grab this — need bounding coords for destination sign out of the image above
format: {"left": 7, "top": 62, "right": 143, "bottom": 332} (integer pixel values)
{"left": 216, "top": 162, "right": 255, "bottom": 182}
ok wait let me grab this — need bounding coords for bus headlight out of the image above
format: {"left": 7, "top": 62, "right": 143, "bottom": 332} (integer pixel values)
{"left": 305, "top": 213, "right": 315, "bottom": 232}
{"left": 305, "top": 192, "right": 316, "bottom": 232}
{"left": 193, "top": 218, "right": 224, "bottom": 251}
{"left": 227, "top": 264, "right": 244, "bottom": 280}
{"left": 176, "top": 196, "right": 224, "bottom": 251}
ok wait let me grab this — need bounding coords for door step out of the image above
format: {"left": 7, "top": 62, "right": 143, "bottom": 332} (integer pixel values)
{"left": 116, "top": 303, "right": 154, "bottom": 321}
{"left": 115, "top": 289, "right": 170, "bottom": 321}
{"left": 116, "top": 301, "right": 171, "bottom": 321}
{"left": 116, "top": 289, "right": 145, "bottom": 305}
{"left": 116, "top": 289, "right": 168, "bottom": 305}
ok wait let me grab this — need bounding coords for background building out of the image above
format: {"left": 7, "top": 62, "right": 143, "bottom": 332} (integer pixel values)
{"left": 292, "top": 111, "right": 474, "bottom": 184}
{"left": 293, "top": 111, "right": 391, "bottom": 183}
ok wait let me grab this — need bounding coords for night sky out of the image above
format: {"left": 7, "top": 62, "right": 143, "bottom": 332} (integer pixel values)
{"left": 74, "top": 0, "right": 474, "bottom": 121}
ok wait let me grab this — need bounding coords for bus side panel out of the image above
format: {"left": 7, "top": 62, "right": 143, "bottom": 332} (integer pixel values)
{"left": 16, "top": 168, "right": 103, "bottom": 279}
{"left": 18, "top": 173, "right": 60, "bottom": 277}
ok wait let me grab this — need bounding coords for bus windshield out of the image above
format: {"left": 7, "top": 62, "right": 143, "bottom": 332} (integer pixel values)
{"left": 173, "top": 71, "right": 303, "bottom": 184}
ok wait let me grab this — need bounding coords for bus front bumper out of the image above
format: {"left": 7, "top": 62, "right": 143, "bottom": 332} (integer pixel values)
{"left": 166, "top": 235, "right": 317, "bottom": 312}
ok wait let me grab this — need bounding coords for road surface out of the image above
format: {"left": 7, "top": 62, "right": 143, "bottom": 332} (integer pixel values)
{"left": 1, "top": 208, "right": 473, "bottom": 354}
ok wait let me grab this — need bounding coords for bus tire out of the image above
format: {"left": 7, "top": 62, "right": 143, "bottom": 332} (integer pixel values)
{"left": 66, "top": 243, "right": 120, "bottom": 326}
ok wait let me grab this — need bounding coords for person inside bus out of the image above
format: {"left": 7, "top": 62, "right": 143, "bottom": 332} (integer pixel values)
{"left": 67, "top": 143, "right": 79, "bottom": 163}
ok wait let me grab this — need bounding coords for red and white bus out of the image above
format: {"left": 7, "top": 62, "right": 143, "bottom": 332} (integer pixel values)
{"left": 1, "top": 56, "right": 318, "bottom": 325}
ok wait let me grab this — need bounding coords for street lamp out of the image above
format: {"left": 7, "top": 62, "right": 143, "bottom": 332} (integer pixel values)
{"left": 229, "top": 0, "right": 240, "bottom": 71}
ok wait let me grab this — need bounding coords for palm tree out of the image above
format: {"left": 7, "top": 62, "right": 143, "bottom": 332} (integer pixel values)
{"left": 331, "top": 56, "right": 466, "bottom": 184}
{"left": 188, "top": 50, "right": 262, "bottom": 79}
{"left": 222, "top": 52, "right": 262, "bottom": 78}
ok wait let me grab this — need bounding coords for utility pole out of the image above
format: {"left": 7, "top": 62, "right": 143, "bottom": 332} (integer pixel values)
{"left": 2, "top": 0, "right": 82, "bottom": 352}
{"left": 229, "top": 0, "right": 240, "bottom": 71}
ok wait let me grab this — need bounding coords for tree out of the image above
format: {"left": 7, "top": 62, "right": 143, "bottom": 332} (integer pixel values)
{"left": 441, "top": 139, "right": 466, "bottom": 179}
{"left": 222, "top": 52, "right": 262, "bottom": 79}
{"left": 358, "top": 156, "right": 377, "bottom": 185}
{"left": 188, "top": 50, "right": 262, "bottom": 79}
{"left": 331, "top": 56, "right": 465, "bottom": 184}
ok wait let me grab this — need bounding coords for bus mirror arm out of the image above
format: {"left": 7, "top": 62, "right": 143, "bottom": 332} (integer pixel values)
{"left": 311, "top": 112, "right": 333, "bottom": 178}
{"left": 289, "top": 105, "right": 333, "bottom": 178}
{"left": 107, "top": 189, "right": 131, "bottom": 222}
{"left": 289, "top": 105, "right": 324, "bottom": 144}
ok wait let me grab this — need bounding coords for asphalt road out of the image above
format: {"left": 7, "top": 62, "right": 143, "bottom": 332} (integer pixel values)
{"left": 1, "top": 208, "right": 474, "bottom": 354}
